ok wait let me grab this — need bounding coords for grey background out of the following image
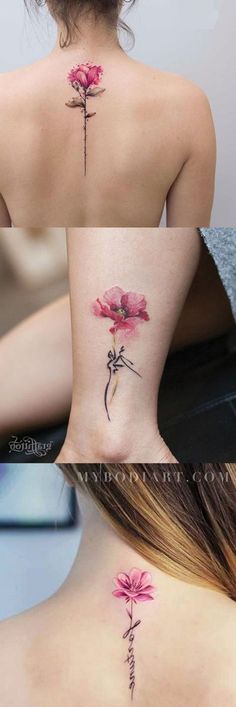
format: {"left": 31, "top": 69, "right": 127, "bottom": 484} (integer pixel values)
{"left": 0, "top": 465, "right": 80, "bottom": 620}
{"left": 0, "top": 0, "right": 235, "bottom": 225}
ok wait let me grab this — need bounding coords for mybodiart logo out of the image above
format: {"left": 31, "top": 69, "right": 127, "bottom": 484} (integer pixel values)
{"left": 8, "top": 435, "right": 53, "bottom": 458}
{"left": 74, "top": 468, "right": 230, "bottom": 484}
{"left": 161, "top": 469, "right": 229, "bottom": 484}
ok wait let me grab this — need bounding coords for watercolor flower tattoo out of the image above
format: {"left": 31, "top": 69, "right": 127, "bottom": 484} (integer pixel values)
{"left": 66, "top": 63, "right": 105, "bottom": 176}
{"left": 113, "top": 568, "right": 156, "bottom": 700}
{"left": 92, "top": 286, "right": 150, "bottom": 421}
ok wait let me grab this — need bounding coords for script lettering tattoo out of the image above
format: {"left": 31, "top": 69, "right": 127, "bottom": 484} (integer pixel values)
{"left": 66, "top": 63, "right": 105, "bottom": 176}
{"left": 112, "top": 568, "right": 155, "bottom": 700}
{"left": 92, "top": 287, "right": 150, "bottom": 421}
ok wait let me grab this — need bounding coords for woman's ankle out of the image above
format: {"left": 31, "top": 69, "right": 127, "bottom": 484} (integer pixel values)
{"left": 56, "top": 417, "right": 177, "bottom": 463}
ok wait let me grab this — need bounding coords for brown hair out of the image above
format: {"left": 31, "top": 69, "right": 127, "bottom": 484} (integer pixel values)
{"left": 59, "top": 463, "right": 236, "bottom": 600}
{"left": 26, "top": 1, "right": 136, "bottom": 47}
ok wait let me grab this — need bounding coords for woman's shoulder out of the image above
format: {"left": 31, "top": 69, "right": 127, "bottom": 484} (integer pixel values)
{"left": 207, "top": 601, "right": 236, "bottom": 707}
{"left": 127, "top": 58, "right": 212, "bottom": 133}
{"left": 0, "top": 60, "right": 45, "bottom": 97}
{"left": 129, "top": 56, "right": 209, "bottom": 99}
{"left": 0, "top": 604, "right": 43, "bottom": 665}
{"left": 0, "top": 613, "right": 30, "bottom": 707}
{"left": 0, "top": 61, "right": 50, "bottom": 145}
{"left": 0, "top": 600, "right": 59, "bottom": 707}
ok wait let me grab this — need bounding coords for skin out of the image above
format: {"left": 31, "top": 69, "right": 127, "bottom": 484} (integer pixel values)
{"left": 57, "top": 227, "right": 202, "bottom": 462}
{"left": 0, "top": 485, "right": 236, "bottom": 707}
{"left": 0, "top": 8, "right": 216, "bottom": 227}
{"left": 0, "top": 228, "right": 67, "bottom": 287}
{"left": 0, "top": 231, "right": 233, "bottom": 447}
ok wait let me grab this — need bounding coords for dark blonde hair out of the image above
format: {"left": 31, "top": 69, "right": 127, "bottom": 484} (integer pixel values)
{"left": 25, "top": 0, "right": 136, "bottom": 46}
{"left": 59, "top": 463, "right": 236, "bottom": 600}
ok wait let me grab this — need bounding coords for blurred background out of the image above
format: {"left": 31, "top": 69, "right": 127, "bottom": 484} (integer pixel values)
{"left": 0, "top": 463, "right": 80, "bottom": 620}
{"left": 0, "top": 0, "right": 235, "bottom": 225}
{"left": 0, "top": 229, "right": 68, "bottom": 336}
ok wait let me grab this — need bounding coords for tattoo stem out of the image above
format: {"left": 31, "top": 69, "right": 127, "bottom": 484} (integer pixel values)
{"left": 104, "top": 365, "right": 112, "bottom": 422}
{"left": 84, "top": 90, "right": 87, "bottom": 177}
{"left": 130, "top": 601, "right": 134, "bottom": 701}
{"left": 125, "top": 600, "right": 135, "bottom": 701}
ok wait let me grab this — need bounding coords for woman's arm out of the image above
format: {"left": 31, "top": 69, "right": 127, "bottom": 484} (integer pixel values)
{"left": 166, "top": 90, "right": 216, "bottom": 227}
{"left": 0, "top": 229, "right": 67, "bottom": 287}
{"left": 0, "top": 296, "right": 72, "bottom": 436}
{"left": 0, "top": 195, "right": 11, "bottom": 226}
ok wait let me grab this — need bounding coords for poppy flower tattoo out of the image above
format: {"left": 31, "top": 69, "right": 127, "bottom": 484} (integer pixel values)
{"left": 66, "top": 63, "right": 105, "bottom": 176}
{"left": 92, "top": 286, "right": 150, "bottom": 421}
{"left": 113, "top": 568, "right": 156, "bottom": 700}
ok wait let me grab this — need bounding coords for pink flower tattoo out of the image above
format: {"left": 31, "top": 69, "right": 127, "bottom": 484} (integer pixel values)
{"left": 93, "top": 286, "right": 150, "bottom": 338}
{"left": 92, "top": 287, "right": 150, "bottom": 421}
{"left": 66, "top": 62, "right": 105, "bottom": 176}
{"left": 113, "top": 569, "right": 156, "bottom": 700}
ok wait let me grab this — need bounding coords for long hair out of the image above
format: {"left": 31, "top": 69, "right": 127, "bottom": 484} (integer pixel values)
{"left": 59, "top": 463, "right": 236, "bottom": 600}
{"left": 25, "top": 0, "right": 136, "bottom": 47}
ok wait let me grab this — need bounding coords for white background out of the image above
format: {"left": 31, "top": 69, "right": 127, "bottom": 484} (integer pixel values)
{"left": 0, "top": 466, "right": 80, "bottom": 620}
{"left": 0, "top": 0, "right": 235, "bottom": 225}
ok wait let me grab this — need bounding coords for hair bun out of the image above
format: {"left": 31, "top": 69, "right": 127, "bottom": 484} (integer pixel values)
{"left": 26, "top": 0, "right": 136, "bottom": 46}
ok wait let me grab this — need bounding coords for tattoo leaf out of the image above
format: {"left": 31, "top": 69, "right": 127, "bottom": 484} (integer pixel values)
{"left": 66, "top": 98, "right": 85, "bottom": 108}
{"left": 87, "top": 87, "right": 106, "bottom": 97}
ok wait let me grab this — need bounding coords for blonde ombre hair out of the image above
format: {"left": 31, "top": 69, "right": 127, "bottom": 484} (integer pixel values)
{"left": 59, "top": 463, "right": 236, "bottom": 600}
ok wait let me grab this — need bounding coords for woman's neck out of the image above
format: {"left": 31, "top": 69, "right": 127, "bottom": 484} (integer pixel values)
{"left": 52, "top": 13, "right": 122, "bottom": 57}
{"left": 58, "top": 496, "right": 231, "bottom": 624}
{"left": 52, "top": 496, "right": 235, "bottom": 704}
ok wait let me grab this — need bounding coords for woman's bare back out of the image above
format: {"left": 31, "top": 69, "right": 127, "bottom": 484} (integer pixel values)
{"left": 0, "top": 48, "right": 215, "bottom": 227}
{"left": 1, "top": 588, "right": 236, "bottom": 707}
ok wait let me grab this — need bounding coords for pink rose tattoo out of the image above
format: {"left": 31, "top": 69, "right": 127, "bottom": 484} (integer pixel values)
{"left": 113, "top": 568, "right": 156, "bottom": 700}
{"left": 92, "top": 287, "right": 150, "bottom": 421}
{"left": 66, "top": 63, "right": 105, "bottom": 176}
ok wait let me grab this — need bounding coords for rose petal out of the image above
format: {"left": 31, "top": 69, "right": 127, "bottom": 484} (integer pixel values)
{"left": 78, "top": 64, "right": 90, "bottom": 74}
{"left": 87, "top": 66, "right": 100, "bottom": 85}
{"left": 92, "top": 300, "right": 102, "bottom": 316}
{"left": 103, "top": 287, "right": 124, "bottom": 307}
{"left": 114, "top": 573, "right": 131, "bottom": 589}
{"left": 138, "top": 584, "right": 155, "bottom": 593}
{"left": 109, "top": 317, "right": 143, "bottom": 340}
{"left": 121, "top": 292, "right": 147, "bottom": 317}
{"left": 76, "top": 70, "right": 89, "bottom": 88}
{"left": 99, "top": 305, "right": 120, "bottom": 321}
{"left": 112, "top": 590, "right": 128, "bottom": 599}
{"left": 129, "top": 568, "right": 143, "bottom": 587}
{"left": 135, "top": 593, "right": 154, "bottom": 602}
{"left": 93, "top": 299, "right": 122, "bottom": 322}
{"left": 140, "top": 571, "right": 152, "bottom": 586}
{"left": 139, "top": 311, "right": 150, "bottom": 321}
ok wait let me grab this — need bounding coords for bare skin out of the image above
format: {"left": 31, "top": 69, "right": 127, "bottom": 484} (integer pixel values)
{"left": 0, "top": 488, "right": 236, "bottom": 707}
{"left": 0, "top": 12, "right": 216, "bottom": 227}
{"left": 0, "top": 236, "right": 233, "bottom": 444}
